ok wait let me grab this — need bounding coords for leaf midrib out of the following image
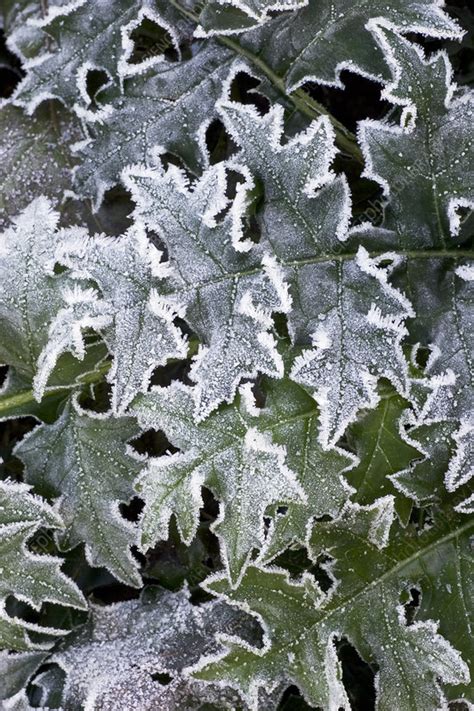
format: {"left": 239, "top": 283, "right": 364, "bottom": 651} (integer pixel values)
{"left": 317, "top": 516, "right": 473, "bottom": 624}
{"left": 176, "top": 248, "right": 474, "bottom": 293}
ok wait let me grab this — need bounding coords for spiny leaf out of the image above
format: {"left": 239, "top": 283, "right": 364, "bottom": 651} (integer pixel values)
{"left": 289, "top": 248, "right": 413, "bottom": 447}
{"left": 15, "top": 397, "right": 144, "bottom": 587}
{"left": 217, "top": 98, "right": 350, "bottom": 265}
{"left": 391, "top": 417, "right": 458, "bottom": 505}
{"left": 195, "top": 498, "right": 472, "bottom": 710}
{"left": 132, "top": 381, "right": 304, "bottom": 586}
{"left": 218, "top": 0, "right": 462, "bottom": 90}
{"left": 9, "top": 0, "right": 179, "bottom": 110}
{"left": 258, "top": 378, "right": 356, "bottom": 563}
{"left": 446, "top": 420, "right": 474, "bottom": 513}
{"left": 359, "top": 25, "right": 474, "bottom": 249}
{"left": 217, "top": 98, "right": 415, "bottom": 445}
{"left": 0, "top": 199, "right": 109, "bottom": 396}
{"left": 0, "top": 479, "right": 85, "bottom": 651}
{"left": 345, "top": 385, "right": 422, "bottom": 523}
{"left": 397, "top": 259, "right": 473, "bottom": 424}
{"left": 390, "top": 385, "right": 473, "bottom": 515}
{"left": 125, "top": 162, "right": 289, "bottom": 420}
{"left": 59, "top": 223, "right": 187, "bottom": 414}
{"left": 75, "top": 41, "right": 235, "bottom": 208}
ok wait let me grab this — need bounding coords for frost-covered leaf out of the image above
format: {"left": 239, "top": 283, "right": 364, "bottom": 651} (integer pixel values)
{"left": 32, "top": 286, "right": 111, "bottom": 402}
{"left": 290, "top": 249, "right": 413, "bottom": 446}
{"left": 196, "top": 498, "right": 472, "bottom": 709}
{"left": 75, "top": 42, "right": 234, "bottom": 207}
{"left": 217, "top": 99, "right": 350, "bottom": 270}
{"left": 359, "top": 25, "right": 474, "bottom": 248}
{"left": 258, "top": 379, "right": 356, "bottom": 563}
{"left": 218, "top": 99, "right": 414, "bottom": 445}
{"left": 132, "top": 381, "right": 304, "bottom": 585}
{"left": 9, "top": 0, "right": 180, "bottom": 109}
{"left": 0, "top": 479, "right": 85, "bottom": 651}
{"left": 0, "top": 103, "right": 81, "bottom": 229}
{"left": 345, "top": 385, "right": 422, "bottom": 523}
{"left": 0, "top": 198, "right": 74, "bottom": 382}
{"left": 197, "top": 0, "right": 307, "bottom": 34}
{"left": 15, "top": 398, "right": 143, "bottom": 587}
{"left": 0, "top": 341, "right": 108, "bottom": 423}
{"left": 390, "top": 416, "right": 457, "bottom": 506}
{"left": 446, "top": 421, "right": 474, "bottom": 513}
{"left": 0, "top": 0, "right": 472, "bottom": 701}
{"left": 50, "top": 585, "right": 265, "bottom": 710}
{"left": 59, "top": 223, "right": 187, "bottom": 414}
{"left": 0, "top": 199, "right": 109, "bottom": 396}
{"left": 125, "top": 162, "right": 289, "bottom": 419}
{"left": 399, "top": 259, "right": 473, "bottom": 423}
{"left": 0, "top": 650, "right": 46, "bottom": 702}
{"left": 219, "top": 0, "right": 462, "bottom": 90}
{"left": 390, "top": 389, "right": 474, "bottom": 515}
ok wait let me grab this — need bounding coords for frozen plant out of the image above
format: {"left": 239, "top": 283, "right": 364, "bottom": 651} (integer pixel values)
{"left": 0, "top": 0, "right": 472, "bottom": 709}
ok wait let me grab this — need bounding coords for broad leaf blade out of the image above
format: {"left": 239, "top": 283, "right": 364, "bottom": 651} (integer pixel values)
{"left": 16, "top": 398, "right": 144, "bottom": 587}
{"left": 195, "top": 499, "right": 472, "bottom": 709}
{"left": 0, "top": 480, "right": 85, "bottom": 651}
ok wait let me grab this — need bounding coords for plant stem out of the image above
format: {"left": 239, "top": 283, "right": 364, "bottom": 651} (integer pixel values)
{"left": 0, "top": 362, "right": 111, "bottom": 416}
{"left": 0, "top": 338, "right": 200, "bottom": 418}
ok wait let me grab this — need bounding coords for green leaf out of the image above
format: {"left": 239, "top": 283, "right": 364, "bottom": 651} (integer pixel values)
{"left": 359, "top": 25, "right": 474, "bottom": 249}
{"left": 346, "top": 385, "right": 422, "bottom": 523}
{"left": 391, "top": 418, "right": 458, "bottom": 506}
{"left": 125, "top": 162, "right": 289, "bottom": 420}
{"left": 197, "top": 0, "right": 307, "bottom": 34}
{"left": 211, "top": 0, "right": 462, "bottom": 90}
{"left": 0, "top": 0, "right": 472, "bottom": 703}
{"left": 195, "top": 498, "right": 472, "bottom": 709}
{"left": 217, "top": 97, "right": 350, "bottom": 270}
{"left": 0, "top": 102, "right": 81, "bottom": 230}
{"left": 15, "top": 397, "right": 143, "bottom": 587}
{"left": 0, "top": 479, "right": 85, "bottom": 651}
{"left": 0, "top": 199, "right": 74, "bottom": 383}
{"left": 0, "top": 347, "right": 109, "bottom": 423}
{"left": 258, "top": 378, "right": 356, "bottom": 563}
{"left": 390, "top": 389, "right": 474, "bottom": 516}
{"left": 132, "top": 380, "right": 304, "bottom": 586}
{"left": 75, "top": 42, "right": 235, "bottom": 207}
{"left": 398, "top": 259, "right": 473, "bottom": 424}
{"left": 0, "top": 199, "right": 110, "bottom": 398}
